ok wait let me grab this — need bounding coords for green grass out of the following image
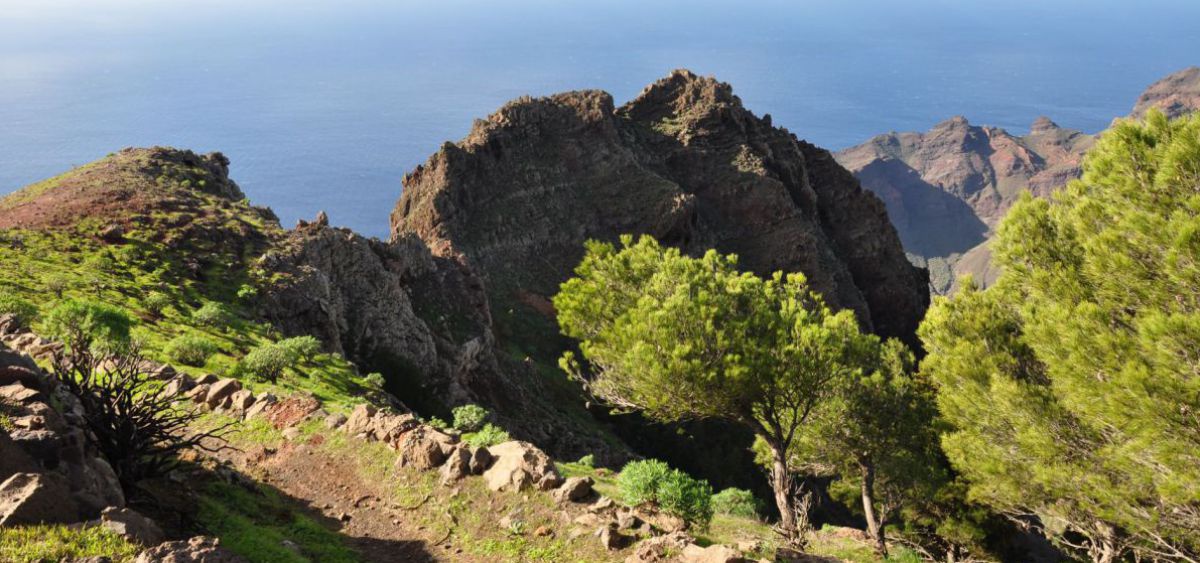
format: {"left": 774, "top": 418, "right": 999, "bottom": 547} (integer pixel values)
{"left": 0, "top": 524, "right": 140, "bottom": 562}
{"left": 197, "top": 480, "right": 360, "bottom": 563}
{"left": 0, "top": 228, "right": 373, "bottom": 412}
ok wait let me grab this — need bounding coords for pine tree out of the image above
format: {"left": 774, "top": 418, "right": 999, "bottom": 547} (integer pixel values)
{"left": 554, "top": 235, "right": 880, "bottom": 544}
{"left": 920, "top": 110, "right": 1200, "bottom": 562}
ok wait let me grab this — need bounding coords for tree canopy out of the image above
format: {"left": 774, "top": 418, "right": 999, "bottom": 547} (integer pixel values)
{"left": 919, "top": 109, "right": 1200, "bottom": 562}
{"left": 554, "top": 235, "right": 884, "bottom": 543}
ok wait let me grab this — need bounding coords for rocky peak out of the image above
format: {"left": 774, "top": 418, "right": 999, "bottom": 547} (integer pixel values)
{"left": 1030, "top": 116, "right": 1060, "bottom": 135}
{"left": 1131, "top": 66, "right": 1200, "bottom": 119}
{"left": 393, "top": 70, "right": 929, "bottom": 347}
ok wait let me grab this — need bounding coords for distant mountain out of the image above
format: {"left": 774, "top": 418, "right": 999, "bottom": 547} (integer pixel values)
{"left": 836, "top": 66, "right": 1200, "bottom": 294}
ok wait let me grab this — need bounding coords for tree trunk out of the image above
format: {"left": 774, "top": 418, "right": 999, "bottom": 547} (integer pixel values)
{"left": 767, "top": 438, "right": 800, "bottom": 544}
{"left": 860, "top": 460, "right": 888, "bottom": 558}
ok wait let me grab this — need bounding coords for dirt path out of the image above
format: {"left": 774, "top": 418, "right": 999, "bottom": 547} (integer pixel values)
{"left": 215, "top": 439, "right": 470, "bottom": 563}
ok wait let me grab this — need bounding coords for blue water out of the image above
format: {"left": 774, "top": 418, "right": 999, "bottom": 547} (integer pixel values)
{"left": 2, "top": 0, "right": 1199, "bottom": 238}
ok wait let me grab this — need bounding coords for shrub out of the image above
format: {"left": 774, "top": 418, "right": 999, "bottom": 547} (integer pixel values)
{"left": 192, "top": 301, "right": 231, "bottom": 328}
{"left": 711, "top": 488, "right": 762, "bottom": 518}
{"left": 427, "top": 417, "right": 449, "bottom": 430}
{"left": 452, "top": 404, "right": 489, "bottom": 432}
{"left": 465, "top": 423, "right": 509, "bottom": 448}
{"left": 236, "top": 284, "right": 258, "bottom": 301}
{"left": 0, "top": 291, "right": 38, "bottom": 329}
{"left": 164, "top": 334, "right": 219, "bottom": 366}
{"left": 362, "top": 372, "right": 386, "bottom": 390}
{"left": 279, "top": 335, "right": 321, "bottom": 363}
{"left": 240, "top": 342, "right": 293, "bottom": 383}
{"left": 618, "top": 459, "right": 713, "bottom": 528}
{"left": 44, "top": 274, "right": 69, "bottom": 298}
{"left": 143, "top": 291, "right": 171, "bottom": 317}
{"left": 577, "top": 454, "right": 596, "bottom": 468}
{"left": 43, "top": 300, "right": 132, "bottom": 354}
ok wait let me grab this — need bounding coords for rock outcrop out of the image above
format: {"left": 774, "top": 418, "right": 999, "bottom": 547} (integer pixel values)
{"left": 393, "top": 69, "right": 929, "bottom": 347}
{"left": 836, "top": 66, "right": 1200, "bottom": 294}
{"left": 1131, "top": 66, "right": 1200, "bottom": 120}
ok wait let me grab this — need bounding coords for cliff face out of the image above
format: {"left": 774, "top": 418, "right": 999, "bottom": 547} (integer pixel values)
{"left": 836, "top": 67, "right": 1200, "bottom": 294}
{"left": 393, "top": 70, "right": 929, "bottom": 345}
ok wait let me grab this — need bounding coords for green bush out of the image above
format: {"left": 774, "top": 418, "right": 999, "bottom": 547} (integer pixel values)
{"left": 193, "top": 301, "right": 232, "bottom": 328}
{"left": 143, "top": 291, "right": 172, "bottom": 317}
{"left": 618, "top": 459, "right": 713, "bottom": 528}
{"left": 427, "top": 417, "right": 449, "bottom": 430}
{"left": 577, "top": 454, "right": 596, "bottom": 468}
{"left": 240, "top": 342, "right": 293, "bottom": 382}
{"left": 452, "top": 404, "right": 489, "bottom": 432}
{"left": 43, "top": 299, "right": 132, "bottom": 353}
{"left": 0, "top": 291, "right": 38, "bottom": 329}
{"left": 236, "top": 284, "right": 258, "bottom": 302}
{"left": 465, "top": 423, "right": 509, "bottom": 448}
{"left": 362, "top": 372, "right": 385, "bottom": 390}
{"left": 164, "top": 334, "right": 219, "bottom": 366}
{"left": 711, "top": 487, "right": 762, "bottom": 518}
{"left": 279, "top": 335, "right": 321, "bottom": 363}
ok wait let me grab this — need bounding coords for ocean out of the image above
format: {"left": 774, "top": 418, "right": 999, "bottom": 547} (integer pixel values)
{"left": 2, "top": 0, "right": 1198, "bottom": 238}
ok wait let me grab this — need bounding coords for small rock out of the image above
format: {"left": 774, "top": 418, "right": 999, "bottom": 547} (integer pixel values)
{"left": 395, "top": 427, "right": 447, "bottom": 470}
{"left": 552, "top": 476, "right": 594, "bottom": 503}
{"left": 280, "top": 539, "right": 302, "bottom": 554}
{"left": 193, "top": 374, "right": 219, "bottom": 385}
{"left": 597, "top": 524, "right": 631, "bottom": 550}
{"left": 135, "top": 535, "right": 247, "bottom": 563}
{"left": 534, "top": 525, "right": 553, "bottom": 537}
{"left": 101, "top": 506, "right": 165, "bottom": 546}
{"left": 680, "top": 544, "right": 745, "bottom": 563}
{"left": 324, "top": 413, "right": 348, "bottom": 429}
{"left": 282, "top": 427, "right": 302, "bottom": 441}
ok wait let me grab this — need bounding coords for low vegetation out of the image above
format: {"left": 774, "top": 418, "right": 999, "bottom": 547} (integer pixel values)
{"left": 617, "top": 459, "right": 714, "bottom": 528}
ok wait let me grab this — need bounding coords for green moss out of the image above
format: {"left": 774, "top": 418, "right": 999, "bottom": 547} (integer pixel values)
{"left": 0, "top": 524, "right": 140, "bottom": 562}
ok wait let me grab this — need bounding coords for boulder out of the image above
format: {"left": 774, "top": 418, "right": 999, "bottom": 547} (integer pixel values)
{"left": 395, "top": 427, "right": 447, "bottom": 470}
{"left": 0, "top": 365, "right": 42, "bottom": 389}
{"left": 162, "top": 375, "right": 195, "bottom": 399}
{"left": 135, "top": 536, "right": 248, "bottom": 563}
{"left": 192, "top": 374, "right": 218, "bottom": 385}
{"left": 552, "top": 476, "right": 594, "bottom": 503}
{"left": 69, "top": 456, "right": 125, "bottom": 516}
{"left": 243, "top": 394, "right": 276, "bottom": 420}
{"left": 597, "top": 523, "right": 632, "bottom": 550}
{"left": 483, "top": 441, "right": 562, "bottom": 492}
{"left": 184, "top": 384, "right": 211, "bottom": 403}
{"left": 439, "top": 447, "right": 471, "bottom": 485}
{"left": 204, "top": 379, "right": 241, "bottom": 408}
{"left": 369, "top": 412, "right": 420, "bottom": 444}
{"left": 680, "top": 544, "right": 745, "bottom": 563}
{"left": 468, "top": 446, "right": 493, "bottom": 475}
{"left": 227, "top": 389, "right": 255, "bottom": 412}
{"left": 324, "top": 413, "right": 348, "bottom": 429}
{"left": 0, "top": 429, "right": 39, "bottom": 481}
{"left": 0, "top": 472, "right": 78, "bottom": 525}
{"left": 344, "top": 404, "right": 377, "bottom": 436}
{"left": 636, "top": 506, "right": 689, "bottom": 533}
{"left": 101, "top": 506, "right": 165, "bottom": 545}
{"left": 0, "top": 382, "right": 41, "bottom": 404}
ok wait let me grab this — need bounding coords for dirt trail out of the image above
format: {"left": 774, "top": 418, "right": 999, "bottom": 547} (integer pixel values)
{"left": 215, "top": 439, "right": 479, "bottom": 563}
